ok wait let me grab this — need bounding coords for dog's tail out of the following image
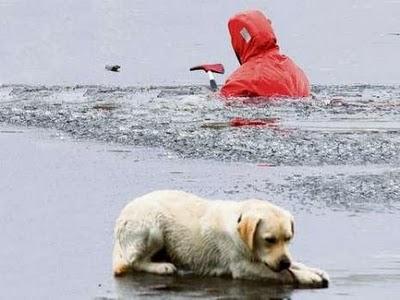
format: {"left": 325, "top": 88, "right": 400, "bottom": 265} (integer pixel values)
{"left": 112, "top": 220, "right": 129, "bottom": 276}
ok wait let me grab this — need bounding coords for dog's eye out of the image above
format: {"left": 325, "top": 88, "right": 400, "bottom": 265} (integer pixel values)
{"left": 264, "top": 237, "right": 277, "bottom": 244}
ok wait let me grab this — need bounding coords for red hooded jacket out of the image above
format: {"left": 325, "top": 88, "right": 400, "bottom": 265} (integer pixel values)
{"left": 220, "top": 10, "right": 310, "bottom": 99}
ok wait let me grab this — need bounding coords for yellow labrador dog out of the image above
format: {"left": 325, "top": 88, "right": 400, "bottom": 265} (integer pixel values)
{"left": 113, "top": 190, "right": 329, "bottom": 288}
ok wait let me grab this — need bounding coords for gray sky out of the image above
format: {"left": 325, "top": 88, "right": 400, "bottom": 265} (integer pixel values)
{"left": 0, "top": 0, "right": 399, "bottom": 86}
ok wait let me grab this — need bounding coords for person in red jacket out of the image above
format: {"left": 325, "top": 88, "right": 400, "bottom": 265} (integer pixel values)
{"left": 220, "top": 10, "right": 310, "bottom": 99}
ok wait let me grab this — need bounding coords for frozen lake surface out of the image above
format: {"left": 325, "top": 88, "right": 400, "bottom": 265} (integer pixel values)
{"left": 0, "top": 127, "right": 399, "bottom": 300}
{"left": 1, "top": 84, "right": 400, "bottom": 299}
{"left": 0, "top": 0, "right": 400, "bottom": 86}
{"left": 1, "top": 0, "right": 400, "bottom": 299}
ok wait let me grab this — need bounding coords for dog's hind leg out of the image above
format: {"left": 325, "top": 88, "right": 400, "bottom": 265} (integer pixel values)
{"left": 113, "top": 220, "right": 176, "bottom": 276}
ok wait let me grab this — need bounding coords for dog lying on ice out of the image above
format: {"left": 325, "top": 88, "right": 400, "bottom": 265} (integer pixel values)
{"left": 112, "top": 190, "right": 329, "bottom": 288}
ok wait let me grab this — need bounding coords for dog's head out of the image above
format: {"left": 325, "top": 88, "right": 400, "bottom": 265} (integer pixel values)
{"left": 237, "top": 200, "right": 294, "bottom": 272}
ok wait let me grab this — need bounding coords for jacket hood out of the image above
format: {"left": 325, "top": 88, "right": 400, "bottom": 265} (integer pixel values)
{"left": 228, "top": 10, "right": 278, "bottom": 64}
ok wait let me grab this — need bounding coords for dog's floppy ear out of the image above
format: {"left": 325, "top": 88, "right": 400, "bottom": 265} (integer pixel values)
{"left": 291, "top": 219, "right": 294, "bottom": 236}
{"left": 237, "top": 215, "right": 261, "bottom": 251}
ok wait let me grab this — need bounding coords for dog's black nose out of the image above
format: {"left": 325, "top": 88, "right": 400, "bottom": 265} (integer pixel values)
{"left": 278, "top": 258, "right": 291, "bottom": 271}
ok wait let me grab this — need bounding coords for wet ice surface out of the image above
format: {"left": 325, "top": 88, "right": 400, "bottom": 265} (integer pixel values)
{"left": 0, "top": 84, "right": 399, "bottom": 299}
{"left": 0, "top": 128, "right": 399, "bottom": 300}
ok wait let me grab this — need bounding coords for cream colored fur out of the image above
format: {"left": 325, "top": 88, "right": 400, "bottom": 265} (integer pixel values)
{"left": 112, "top": 190, "right": 329, "bottom": 288}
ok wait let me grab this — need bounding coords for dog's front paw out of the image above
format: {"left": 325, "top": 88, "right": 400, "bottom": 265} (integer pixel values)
{"left": 153, "top": 263, "right": 177, "bottom": 275}
{"left": 289, "top": 265, "right": 329, "bottom": 288}
{"left": 309, "top": 267, "right": 330, "bottom": 285}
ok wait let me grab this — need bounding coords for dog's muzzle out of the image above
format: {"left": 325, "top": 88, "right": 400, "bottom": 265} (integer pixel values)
{"left": 264, "top": 257, "right": 291, "bottom": 272}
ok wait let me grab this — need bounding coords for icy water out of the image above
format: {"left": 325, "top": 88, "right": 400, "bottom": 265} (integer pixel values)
{"left": 0, "top": 85, "right": 400, "bottom": 299}
{"left": 1, "top": 84, "right": 400, "bottom": 166}
{"left": 1, "top": 84, "right": 400, "bottom": 212}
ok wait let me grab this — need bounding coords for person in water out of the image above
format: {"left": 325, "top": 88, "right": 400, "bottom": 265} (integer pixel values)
{"left": 220, "top": 10, "right": 310, "bottom": 99}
